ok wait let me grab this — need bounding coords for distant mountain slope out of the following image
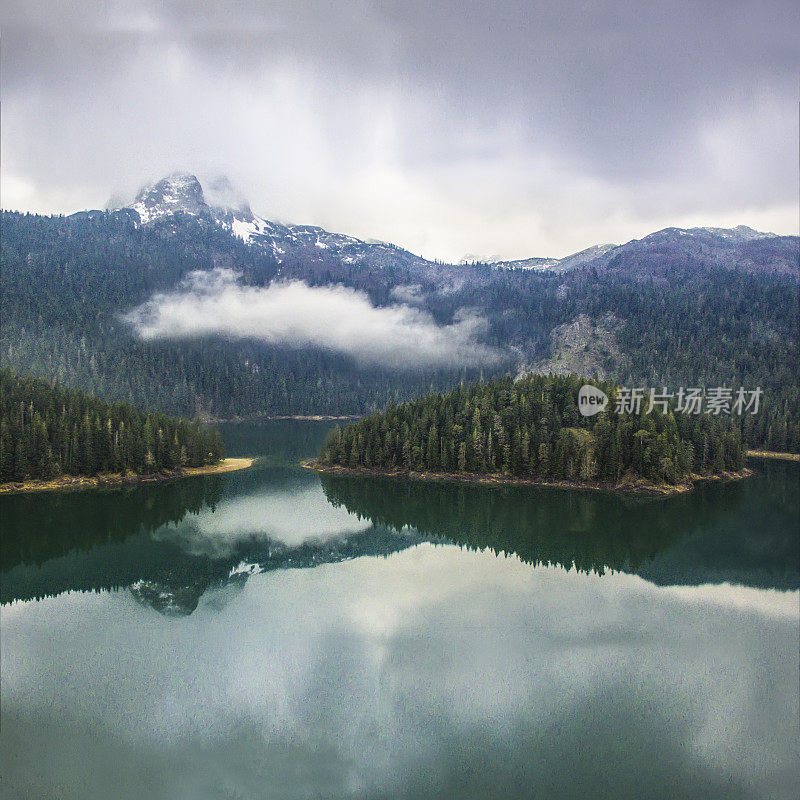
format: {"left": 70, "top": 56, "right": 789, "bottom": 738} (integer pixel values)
{"left": 494, "top": 245, "right": 616, "bottom": 272}
{"left": 489, "top": 256, "right": 560, "bottom": 271}
{"left": 497, "top": 227, "right": 796, "bottom": 277}
{"left": 1, "top": 208, "right": 486, "bottom": 418}
{"left": 570, "top": 225, "right": 797, "bottom": 277}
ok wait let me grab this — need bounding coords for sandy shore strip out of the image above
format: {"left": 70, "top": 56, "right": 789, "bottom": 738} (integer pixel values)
{"left": 0, "top": 457, "right": 255, "bottom": 496}
{"left": 746, "top": 450, "right": 800, "bottom": 462}
{"left": 181, "top": 458, "right": 256, "bottom": 476}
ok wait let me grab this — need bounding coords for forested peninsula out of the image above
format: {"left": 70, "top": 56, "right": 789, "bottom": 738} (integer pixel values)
{"left": 0, "top": 369, "right": 237, "bottom": 493}
{"left": 311, "top": 375, "right": 751, "bottom": 495}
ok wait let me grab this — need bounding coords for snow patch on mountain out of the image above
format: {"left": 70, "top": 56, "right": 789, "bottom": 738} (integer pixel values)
{"left": 491, "top": 256, "right": 560, "bottom": 272}
{"left": 129, "top": 173, "right": 210, "bottom": 225}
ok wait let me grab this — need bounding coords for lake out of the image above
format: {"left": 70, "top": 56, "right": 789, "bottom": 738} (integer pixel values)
{"left": 1, "top": 420, "right": 798, "bottom": 799}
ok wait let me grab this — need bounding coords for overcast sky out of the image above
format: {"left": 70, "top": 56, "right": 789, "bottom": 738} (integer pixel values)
{"left": 1, "top": 1, "right": 797, "bottom": 261}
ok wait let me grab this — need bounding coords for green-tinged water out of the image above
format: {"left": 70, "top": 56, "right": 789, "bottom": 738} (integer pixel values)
{"left": 1, "top": 420, "right": 798, "bottom": 799}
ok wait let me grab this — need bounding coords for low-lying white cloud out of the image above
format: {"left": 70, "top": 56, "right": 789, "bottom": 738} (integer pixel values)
{"left": 123, "top": 268, "right": 501, "bottom": 368}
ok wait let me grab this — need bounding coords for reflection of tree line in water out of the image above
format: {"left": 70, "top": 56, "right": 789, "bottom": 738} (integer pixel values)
{"left": 320, "top": 475, "right": 691, "bottom": 575}
{"left": 1, "top": 460, "right": 796, "bottom": 607}
{"left": 319, "top": 465, "right": 799, "bottom": 589}
{"left": 0, "top": 476, "right": 230, "bottom": 607}
{"left": 3, "top": 467, "right": 689, "bottom": 578}
{"left": 1, "top": 476, "right": 227, "bottom": 572}
{"left": 0, "top": 464, "right": 313, "bottom": 578}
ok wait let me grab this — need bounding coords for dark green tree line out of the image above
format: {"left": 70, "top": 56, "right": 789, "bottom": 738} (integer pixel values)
{"left": 319, "top": 374, "right": 746, "bottom": 485}
{"left": 0, "top": 369, "right": 224, "bottom": 482}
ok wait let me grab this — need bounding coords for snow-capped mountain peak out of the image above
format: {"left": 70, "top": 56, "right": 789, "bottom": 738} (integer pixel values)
{"left": 114, "top": 173, "right": 435, "bottom": 272}
{"left": 129, "top": 173, "right": 210, "bottom": 224}
{"left": 690, "top": 224, "right": 778, "bottom": 241}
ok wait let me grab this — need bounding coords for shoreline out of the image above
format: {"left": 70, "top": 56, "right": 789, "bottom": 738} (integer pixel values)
{"left": 303, "top": 460, "right": 754, "bottom": 497}
{"left": 746, "top": 450, "right": 799, "bottom": 462}
{"left": 0, "top": 457, "right": 255, "bottom": 496}
{"left": 201, "top": 414, "right": 361, "bottom": 424}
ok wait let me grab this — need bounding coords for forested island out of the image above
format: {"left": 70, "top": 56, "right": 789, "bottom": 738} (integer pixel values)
{"left": 0, "top": 369, "right": 233, "bottom": 493}
{"left": 312, "top": 375, "right": 750, "bottom": 495}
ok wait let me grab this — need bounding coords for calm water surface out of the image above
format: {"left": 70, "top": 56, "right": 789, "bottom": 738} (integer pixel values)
{"left": 1, "top": 420, "right": 798, "bottom": 799}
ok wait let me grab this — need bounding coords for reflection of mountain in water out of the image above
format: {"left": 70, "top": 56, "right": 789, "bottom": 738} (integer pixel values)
{"left": 125, "top": 526, "right": 426, "bottom": 616}
{"left": 320, "top": 460, "right": 799, "bottom": 591}
{"left": 0, "top": 468, "right": 424, "bottom": 613}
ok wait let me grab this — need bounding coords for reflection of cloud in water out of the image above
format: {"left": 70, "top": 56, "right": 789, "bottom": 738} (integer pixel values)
{"left": 153, "top": 484, "right": 372, "bottom": 556}
{"left": 661, "top": 582, "right": 799, "bottom": 618}
{"left": 1, "top": 545, "right": 798, "bottom": 799}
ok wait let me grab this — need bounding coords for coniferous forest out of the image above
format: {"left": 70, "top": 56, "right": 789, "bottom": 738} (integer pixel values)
{"left": 1, "top": 211, "right": 797, "bottom": 452}
{"left": 0, "top": 369, "right": 224, "bottom": 483}
{"left": 318, "top": 374, "right": 746, "bottom": 486}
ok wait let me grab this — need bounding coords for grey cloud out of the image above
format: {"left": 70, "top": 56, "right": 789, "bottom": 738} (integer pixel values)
{"left": 123, "top": 268, "right": 502, "bottom": 367}
{"left": 389, "top": 283, "right": 425, "bottom": 305}
{"left": 1, "top": 1, "right": 797, "bottom": 260}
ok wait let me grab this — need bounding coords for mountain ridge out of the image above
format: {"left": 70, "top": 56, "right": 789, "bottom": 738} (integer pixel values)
{"left": 98, "top": 172, "right": 797, "bottom": 277}
{"left": 106, "top": 172, "right": 435, "bottom": 275}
